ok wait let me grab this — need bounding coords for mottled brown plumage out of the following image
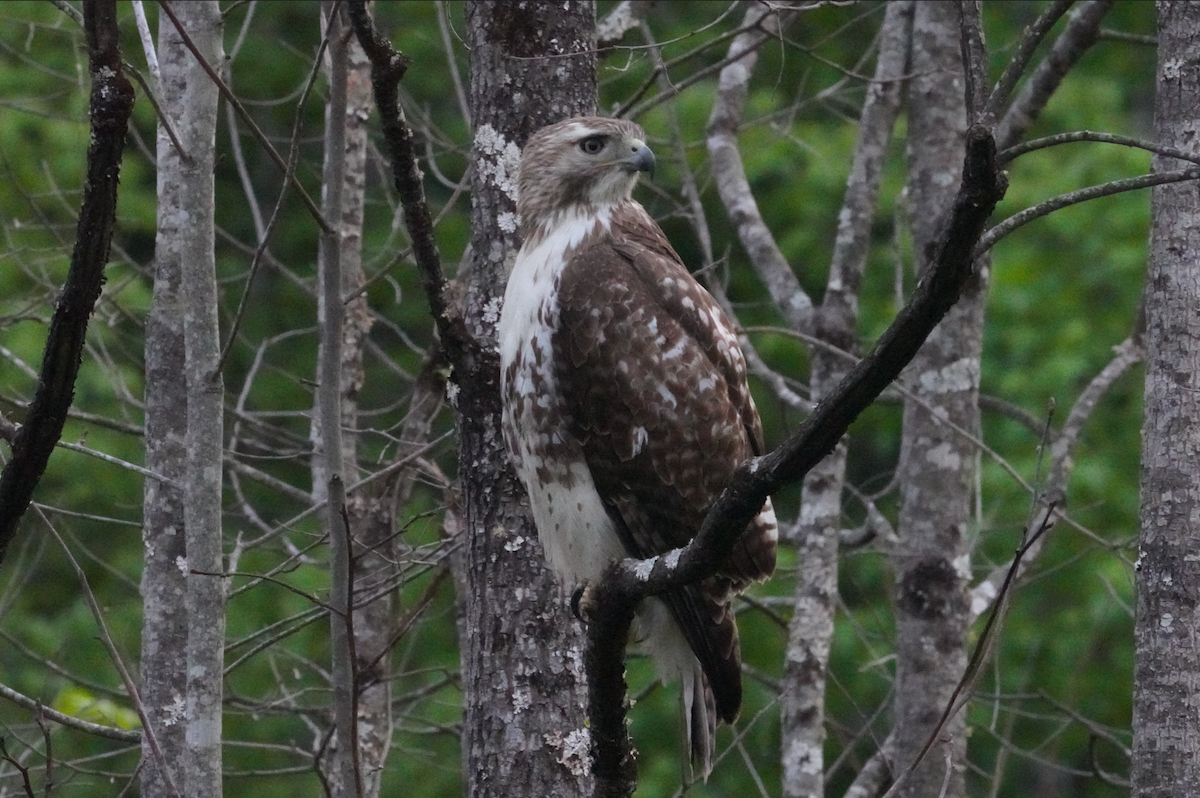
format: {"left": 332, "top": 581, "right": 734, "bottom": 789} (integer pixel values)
{"left": 498, "top": 116, "right": 777, "bottom": 777}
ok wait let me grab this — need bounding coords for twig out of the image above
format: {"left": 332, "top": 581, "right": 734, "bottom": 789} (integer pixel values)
{"left": 999, "top": 129, "right": 1200, "bottom": 166}
{"left": 981, "top": 0, "right": 1074, "bottom": 125}
{"left": 879, "top": 506, "right": 1057, "bottom": 798}
{"left": 38, "top": 509, "right": 178, "bottom": 794}
{"left": 705, "top": 1, "right": 811, "bottom": 333}
{"left": 969, "top": 336, "right": 1143, "bottom": 620}
{"left": 345, "top": 1, "right": 466, "bottom": 363}
{"left": 0, "top": 681, "right": 140, "bottom": 744}
{"left": 975, "top": 168, "right": 1200, "bottom": 257}
{"left": 215, "top": 9, "right": 335, "bottom": 374}
{"left": 0, "top": 736, "right": 37, "bottom": 798}
{"left": 995, "top": 0, "right": 1115, "bottom": 150}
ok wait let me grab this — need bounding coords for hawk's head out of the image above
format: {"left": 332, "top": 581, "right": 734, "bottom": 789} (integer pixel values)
{"left": 517, "top": 116, "right": 656, "bottom": 239}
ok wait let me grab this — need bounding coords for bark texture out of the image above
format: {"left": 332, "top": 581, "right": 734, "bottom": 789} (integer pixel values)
{"left": 781, "top": 5, "right": 911, "bottom": 796}
{"left": 890, "top": 3, "right": 977, "bottom": 795}
{"left": 1133, "top": 3, "right": 1200, "bottom": 795}
{"left": 140, "top": 2, "right": 193, "bottom": 793}
{"left": 459, "top": 3, "right": 597, "bottom": 796}
{"left": 156, "top": 4, "right": 228, "bottom": 796}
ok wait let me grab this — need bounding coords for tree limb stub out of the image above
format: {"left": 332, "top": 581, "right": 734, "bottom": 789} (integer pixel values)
{"left": 0, "top": 0, "right": 133, "bottom": 565}
{"left": 583, "top": 124, "right": 1006, "bottom": 793}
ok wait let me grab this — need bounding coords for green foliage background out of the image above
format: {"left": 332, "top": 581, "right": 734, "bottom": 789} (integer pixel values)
{"left": 0, "top": 2, "right": 1153, "bottom": 796}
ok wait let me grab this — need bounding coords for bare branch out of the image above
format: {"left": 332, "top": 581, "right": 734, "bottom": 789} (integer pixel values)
{"left": 970, "top": 336, "right": 1143, "bottom": 621}
{"left": 994, "top": 0, "right": 1115, "bottom": 150}
{"left": 981, "top": 0, "right": 1074, "bottom": 125}
{"left": 957, "top": 0, "right": 990, "bottom": 123}
{"left": 584, "top": 124, "right": 1006, "bottom": 791}
{"left": 345, "top": 2, "right": 466, "bottom": 364}
{"left": 0, "top": 0, "right": 134, "bottom": 565}
{"left": 0, "top": 681, "right": 141, "bottom": 744}
{"left": 999, "top": 129, "right": 1200, "bottom": 166}
{"left": 706, "top": 2, "right": 811, "bottom": 333}
{"left": 976, "top": 168, "right": 1200, "bottom": 257}
{"left": 156, "top": 0, "right": 333, "bottom": 235}
{"left": 40, "top": 508, "right": 179, "bottom": 793}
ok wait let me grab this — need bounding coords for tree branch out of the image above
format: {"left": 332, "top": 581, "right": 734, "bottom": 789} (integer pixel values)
{"left": 583, "top": 124, "right": 1006, "bottom": 794}
{"left": 975, "top": 168, "right": 1200, "bottom": 257}
{"left": 344, "top": 2, "right": 468, "bottom": 368}
{"left": 0, "top": 680, "right": 141, "bottom": 744}
{"left": 994, "top": 0, "right": 1115, "bottom": 150}
{"left": 705, "top": 1, "right": 811, "bottom": 333}
{"left": 0, "top": 0, "right": 133, "bottom": 566}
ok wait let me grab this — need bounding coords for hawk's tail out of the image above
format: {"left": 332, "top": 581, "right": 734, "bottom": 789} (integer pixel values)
{"left": 635, "top": 594, "right": 738, "bottom": 781}
{"left": 683, "top": 663, "right": 717, "bottom": 781}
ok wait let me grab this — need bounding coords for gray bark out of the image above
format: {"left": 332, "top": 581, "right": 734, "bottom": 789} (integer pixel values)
{"left": 315, "top": 5, "right": 359, "bottom": 796}
{"left": 140, "top": 4, "right": 193, "bottom": 792}
{"left": 889, "top": 3, "right": 977, "bottom": 796}
{"left": 458, "top": 3, "right": 597, "bottom": 795}
{"left": 155, "top": 3, "right": 227, "bottom": 797}
{"left": 341, "top": 29, "right": 394, "bottom": 798}
{"left": 314, "top": 6, "right": 394, "bottom": 794}
{"left": 780, "top": 5, "right": 911, "bottom": 796}
{"left": 1132, "top": 3, "right": 1200, "bottom": 795}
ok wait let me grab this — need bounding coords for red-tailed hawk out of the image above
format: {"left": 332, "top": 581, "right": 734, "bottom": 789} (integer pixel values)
{"left": 498, "top": 116, "right": 777, "bottom": 777}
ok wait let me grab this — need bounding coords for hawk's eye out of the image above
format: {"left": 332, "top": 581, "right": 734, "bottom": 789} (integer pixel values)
{"left": 579, "top": 136, "right": 605, "bottom": 155}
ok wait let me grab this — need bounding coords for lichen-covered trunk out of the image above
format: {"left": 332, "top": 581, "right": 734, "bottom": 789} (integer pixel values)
{"left": 458, "top": 3, "right": 597, "bottom": 795}
{"left": 889, "top": 3, "right": 977, "bottom": 796}
{"left": 154, "top": 3, "right": 227, "bottom": 797}
{"left": 1132, "top": 3, "right": 1200, "bottom": 794}
{"left": 140, "top": 4, "right": 194, "bottom": 794}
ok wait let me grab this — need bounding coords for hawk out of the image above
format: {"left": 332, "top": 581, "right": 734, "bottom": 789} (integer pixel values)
{"left": 498, "top": 116, "right": 777, "bottom": 777}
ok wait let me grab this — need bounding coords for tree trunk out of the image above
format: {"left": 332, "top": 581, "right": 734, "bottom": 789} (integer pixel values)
{"left": 140, "top": 5, "right": 194, "bottom": 793}
{"left": 780, "top": 4, "right": 910, "bottom": 796}
{"left": 890, "top": 3, "right": 976, "bottom": 796}
{"left": 1132, "top": 3, "right": 1200, "bottom": 795}
{"left": 155, "top": 4, "right": 228, "bottom": 797}
{"left": 457, "top": 3, "right": 597, "bottom": 795}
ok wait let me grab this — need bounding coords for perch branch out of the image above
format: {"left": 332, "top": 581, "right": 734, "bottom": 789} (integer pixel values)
{"left": 584, "top": 124, "right": 1006, "bottom": 795}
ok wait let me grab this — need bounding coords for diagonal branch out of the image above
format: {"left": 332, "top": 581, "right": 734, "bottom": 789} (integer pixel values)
{"left": 0, "top": 0, "right": 134, "bottom": 566}
{"left": 584, "top": 124, "right": 1007, "bottom": 795}
{"left": 705, "top": 1, "right": 811, "bottom": 333}
{"left": 156, "top": 0, "right": 333, "bottom": 235}
{"left": 344, "top": 1, "right": 469, "bottom": 368}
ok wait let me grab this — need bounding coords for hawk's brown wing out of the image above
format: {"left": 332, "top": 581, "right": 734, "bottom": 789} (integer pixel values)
{"left": 553, "top": 207, "right": 776, "bottom": 721}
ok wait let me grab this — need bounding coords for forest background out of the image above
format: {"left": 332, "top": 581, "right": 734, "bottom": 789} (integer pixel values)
{"left": 0, "top": 2, "right": 1166, "bottom": 797}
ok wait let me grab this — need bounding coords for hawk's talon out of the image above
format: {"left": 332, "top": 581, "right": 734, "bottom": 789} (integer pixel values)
{"left": 570, "top": 585, "right": 586, "bottom": 622}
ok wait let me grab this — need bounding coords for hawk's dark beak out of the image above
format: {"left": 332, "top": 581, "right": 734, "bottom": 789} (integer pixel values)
{"left": 628, "top": 139, "right": 656, "bottom": 180}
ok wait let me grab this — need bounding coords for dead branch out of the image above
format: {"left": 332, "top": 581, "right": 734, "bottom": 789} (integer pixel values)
{"left": 584, "top": 124, "right": 1006, "bottom": 796}
{"left": 0, "top": 0, "right": 134, "bottom": 566}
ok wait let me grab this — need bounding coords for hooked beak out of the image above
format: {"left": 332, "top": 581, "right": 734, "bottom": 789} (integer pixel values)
{"left": 627, "top": 138, "right": 656, "bottom": 179}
